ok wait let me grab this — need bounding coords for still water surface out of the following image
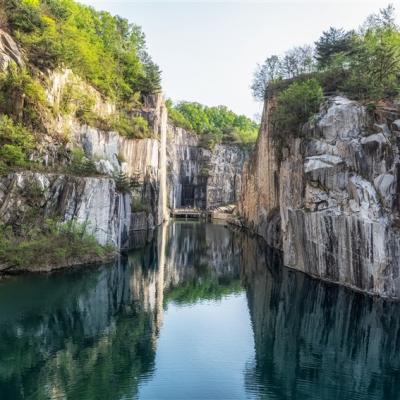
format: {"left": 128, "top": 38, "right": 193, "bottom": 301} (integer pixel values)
{"left": 0, "top": 222, "right": 399, "bottom": 399}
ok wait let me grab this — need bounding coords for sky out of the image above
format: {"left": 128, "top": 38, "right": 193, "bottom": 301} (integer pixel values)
{"left": 79, "top": 0, "right": 398, "bottom": 119}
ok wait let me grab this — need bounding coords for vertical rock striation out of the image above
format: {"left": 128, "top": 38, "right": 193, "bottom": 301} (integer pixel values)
{"left": 239, "top": 100, "right": 281, "bottom": 248}
{"left": 240, "top": 95, "right": 400, "bottom": 299}
{"left": 167, "top": 125, "right": 247, "bottom": 210}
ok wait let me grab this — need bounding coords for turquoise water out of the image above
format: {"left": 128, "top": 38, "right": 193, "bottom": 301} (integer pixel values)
{"left": 0, "top": 221, "right": 399, "bottom": 399}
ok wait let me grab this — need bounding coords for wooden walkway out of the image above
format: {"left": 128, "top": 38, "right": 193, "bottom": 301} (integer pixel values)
{"left": 170, "top": 208, "right": 210, "bottom": 219}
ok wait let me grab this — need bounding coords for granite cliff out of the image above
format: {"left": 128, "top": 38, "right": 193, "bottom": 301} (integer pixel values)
{"left": 0, "top": 28, "right": 248, "bottom": 264}
{"left": 240, "top": 95, "right": 400, "bottom": 299}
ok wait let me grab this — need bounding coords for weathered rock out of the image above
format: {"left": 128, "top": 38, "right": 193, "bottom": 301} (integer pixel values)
{"left": 167, "top": 125, "right": 246, "bottom": 210}
{"left": 240, "top": 95, "right": 400, "bottom": 299}
{"left": 239, "top": 100, "right": 282, "bottom": 247}
{"left": 0, "top": 172, "right": 131, "bottom": 248}
{"left": 0, "top": 29, "right": 24, "bottom": 70}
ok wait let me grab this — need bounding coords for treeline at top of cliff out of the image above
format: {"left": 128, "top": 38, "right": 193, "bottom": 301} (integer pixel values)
{"left": 251, "top": 4, "right": 400, "bottom": 136}
{"left": 166, "top": 100, "right": 259, "bottom": 149}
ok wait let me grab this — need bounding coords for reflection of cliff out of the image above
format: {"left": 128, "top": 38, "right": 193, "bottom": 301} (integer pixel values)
{"left": 241, "top": 237, "right": 400, "bottom": 400}
{"left": 0, "top": 222, "right": 245, "bottom": 399}
{"left": 0, "top": 248, "right": 164, "bottom": 399}
{"left": 163, "top": 222, "right": 242, "bottom": 293}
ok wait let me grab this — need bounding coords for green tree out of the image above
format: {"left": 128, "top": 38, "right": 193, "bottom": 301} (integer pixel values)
{"left": 315, "top": 27, "right": 355, "bottom": 69}
{"left": 2, "top": 0, "right": 162, "bottom": 101}
{"left": 167, "top": 100, "right": 258, "bottom": 147}
{"left": 251, "top": 55, "right": 281, "bottom": 101}
{"left": 273, "top": 79, "right": 323, "bottom": 135}
{"left": 342, "top": 27, "right": 400, "bottom": 99}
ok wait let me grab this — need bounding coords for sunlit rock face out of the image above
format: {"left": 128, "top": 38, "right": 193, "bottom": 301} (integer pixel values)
{"left": 0, "top": 172, "right": 131, "bottom": 248}
{"left": 239, "top": 100, "right": 281, "bottom": 248}
{"left": 0, "top": 29, "right": 24, "bottom": 70}
{"left": 0, "top": 65, "right": 169, "bottom": 245}
{"left": 240, "top": 96, "right": 400, "bottom": 298}
{"left": 242, "top": 239, "right": 400, "bottom": 400}
{"left": 45, "top": 71, "right": 169, "bottom": 233}
{"left": 167, "top": 125, "right": 247, "bottom": 210}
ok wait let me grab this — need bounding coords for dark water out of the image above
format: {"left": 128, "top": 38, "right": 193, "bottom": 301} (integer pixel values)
{"left": 0, "top": 221, "right": 400, "bottom": 400}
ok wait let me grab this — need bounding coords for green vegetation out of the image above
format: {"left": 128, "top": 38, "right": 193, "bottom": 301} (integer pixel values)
{"left": 273, "top": 79, "right": 324, "bottom": 134}
{"left": 166, "top": 100, "right": 259, "bottom": 147}
{"left": 59, "top": 82, "right": 152, "bottom": 138}
{"left": 0, "top": 219, "right": 115, "bottom": 270}
{"left": 109, "top": 114, "right": 151, "bottom": 139}
{"left": 0, "top": 64, "right": 47, "bottom": 130}
{"left": 2, "top": 0, "right": 161, "bottom": 101}
{"left": 164, "top": 277, "right": 242, "bottom": 306}
{"left": 252, "top": 4, "right": 400, "bottom": 102}
{"left": 0, "top": 0, "right": 160, "bottom": 173}
{"left": 68, "top": 148, "right": 99, "bottom": 176}
{"left": 131, "top": 198, "right": 150, "bottom": 213}
{"left": 0, "top": 115, "right": 35, "bottom": 174}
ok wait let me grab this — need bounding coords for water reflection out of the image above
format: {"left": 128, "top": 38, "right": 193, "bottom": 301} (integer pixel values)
{"left": 0, "top": 222, "right": 399, "bottom": 399}
{"left": 241, "top": 234, "right": 400, "bottom": 400}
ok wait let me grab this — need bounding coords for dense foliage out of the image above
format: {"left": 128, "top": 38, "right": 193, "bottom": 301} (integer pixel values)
{"left": 0, "top": 219, "right": 115, "bottom": 270}
{"left": 252, "top": 4, "right": 400, "bottom": 102}
{"left": 0, "top": 64, "right": 47, "bottom": 130}
{"left": 273, "top": 79, "right": 323, "bottom": 134}
{"left": 166, "top": 100, "right": 259, "bottom": 147}
{"left": 0, "top": 115, "right": 35, "bottom": 173}
{"left": 1, "top": 0, "right": 161, "bottom": 101}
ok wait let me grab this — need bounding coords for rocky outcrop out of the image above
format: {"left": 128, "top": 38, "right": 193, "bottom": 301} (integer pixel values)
{"left": 0, "top": 172, "right": 131, "bottom": 248}
{"left": 0, "top": 29, "right": 24, "bottom": 70}
{"left": 240, "top": 96, "right": 400, "bottom": 299}
{"left": 167, "top": 125, "right": 247, "bottom": 210}
{"left": 0, "top": 29, "right": 246, "bottom": 260}
{"left": 45, "top": 71, "right": 168, "bottom": 230}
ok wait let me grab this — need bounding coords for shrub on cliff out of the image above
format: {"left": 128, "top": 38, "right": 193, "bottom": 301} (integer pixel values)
{"left": 0, "top": 64, "right": 48, "bottom": 129}
{"left": 67, "top": 148, "right": 99, "bottom": 176}
{"left": 273, "top": 79, "right": 323, "bottom": 135}
{"left": 0, "top": 115, "right": 35, "bottom": 173}
{"left": 110, "top": 114, "right": 151, "bottom": 139}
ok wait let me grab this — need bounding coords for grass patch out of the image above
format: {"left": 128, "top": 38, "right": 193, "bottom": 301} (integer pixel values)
{"left": 0, "top": 219, "right": 115, "bottom": 272}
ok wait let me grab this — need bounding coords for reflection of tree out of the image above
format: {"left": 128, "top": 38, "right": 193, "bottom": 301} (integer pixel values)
{"left": 241, "top": 235, "right": 400, "bottom": 400}
{"left": 164, "top": 277, "right": 242, "bottom": 306}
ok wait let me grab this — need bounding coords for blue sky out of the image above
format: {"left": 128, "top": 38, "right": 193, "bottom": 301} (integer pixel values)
{"left": 79, "top": 1, "right": 397, "bottom": 119}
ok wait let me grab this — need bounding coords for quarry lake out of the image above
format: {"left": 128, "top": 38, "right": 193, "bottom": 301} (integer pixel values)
{"left": 0, "top": 221, "right": 399, "bottom": 400}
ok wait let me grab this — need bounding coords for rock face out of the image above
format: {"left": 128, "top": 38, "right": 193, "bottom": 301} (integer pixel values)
{"left": 240, "top": 96, "right": 400, "bottom": 299}
{"left": 0, "top": 31, "right": 247, "bottom": 255}
{"left": 46, "top": 72, "right": 168, "bottom": 231}
{"left": 0, "top": 172, "right": 131, "bottom": 248}
{"left": 0, "top": 29, "right": 24, "bottom": 70}
{"left": 167, "top": 125, "right": 247, "bottom": 210}
{"left": 0, "top": 65, "right": 169, "bottom": 248}
{"left": 239, "top": 100, "right": 281, "bottom": 248}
